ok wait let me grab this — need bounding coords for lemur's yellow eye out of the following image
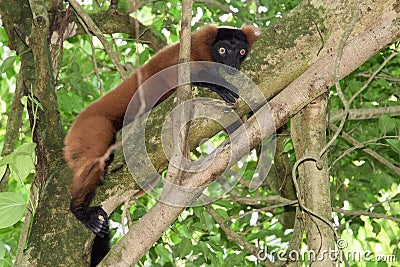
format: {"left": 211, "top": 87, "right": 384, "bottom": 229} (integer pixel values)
{"left": 219, "top": 47, "right": 226, "bottom": 54}
{"left": 240, "top": 49, "right": 246, "bottom": 56}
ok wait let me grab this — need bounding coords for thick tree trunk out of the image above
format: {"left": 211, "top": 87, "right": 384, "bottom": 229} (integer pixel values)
{"left": 292, "top": 95, "right": 334, "bottom": 266}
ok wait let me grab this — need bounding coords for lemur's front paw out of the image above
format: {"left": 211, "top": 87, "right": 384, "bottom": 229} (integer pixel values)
{"left": 209, "top": 85, "right": 239, "bottom": 103}
{"left": 86, "top": 206, "right": 109, "bottom": 237}
{"left": 71, "top": 204, "right": 109, "bottom": 237}
{"left": 220, "top": 89, "right": 239, "bottom": 103}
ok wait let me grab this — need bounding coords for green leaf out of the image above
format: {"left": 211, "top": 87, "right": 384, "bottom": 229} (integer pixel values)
{"left": 0, "top": 56, "right": 16, "bottom": 73}
{"left": 9, "top": 142, "right": 36, "bottom": 182}
{"left": 154, "top": 244, "right": 173, "bottom": 262}
{"left": 364, "top": 237, "right": 379, "bottom": 243}
{"left": 0, "top": 192, "right": 27, "bottom": 228}
{"left": 348, "top": 80, "right": 363, "bottom": 93}
{"left": 176, "top": 224, "right": 192, "bottom": 239}
{"left": 178, "top": 238, "right": 192, "bottom": 258}
{"left": 0, "top": 242, "right": 5, "bottom": 258}
{"left": 350, "top": 222, "right": 360, "bottom": 236}
{"left": 139, "top": 49, "right": 150, "bottom": 65}
{"left": 214, "top": 200, "right": 234, "bottom": 209}
{"left": 118, "top": 0, "right": 130, "bottom": 12}
{"left": 15, "top": 142, "right": 36, "bottom": 155}
{"left": 0, "top": 27, "right": 8, "bottom": 43}
{"left": 372, "top": 205, "right": 385, "bottom": 214}
{"left": 199, "top": 241, "right": 210, "bottom": 258}
{"left": 193, "top": 256, "right": 206, "bottom": 266}
{"left": 386, "top": 139, "right": 400, "bottom": 154}
{"left": 379, "top": 114, "right": 396, "bottom": 133}
{"left": 376, "top": 261, "right": 388, "bottom": 267}
{"left": 371, "top": 221, "right": 381, "bottom": 236}
{"left": 193, "top": 206, "right": 204, "bottom": 218}
{"left": 169, "top": 233, "right": 182, "bottom": 244}
{"left": 283, "top": 138, "right": 293, "bottom": 153}
{"left": 214, "top": 208, "right": 229, "bottom": 219}
{"left": 201, "top": 212, "right": 214, "bottom": 232}
{"left": 395, "top": 249, "right": 400, "bottom": 265}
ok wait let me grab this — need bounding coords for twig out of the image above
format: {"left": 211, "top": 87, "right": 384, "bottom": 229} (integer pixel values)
{"left": 291, "top": 11, "right": 361, "bottom": 229}
{"left": 224, "top": 195, "right": 293, "bottom": 206}
{"left": 206, "top": 205, "right": 278, "bottom": 267}
{"left": 73, "top": 9, "right": 103, "bottom": 94}
{"left": 355, "top": 72, "right": 400, "bottom": 82}
{"left": 349, "top": 51, "right": 398, "bottom": 104}
{"left": 330, "top": 125, "right": 400, "bottom": 175}
{"left": 223, "top": 200, "right": 298, "bottom": 222}
{"left": 333, "top": 208, "right": 400, "bottom": 224}
{"left": 0, "top": 73, "right": 25, "bottom": 191}
{"left": 330, "top": 106, "right": 400, "bottom": 122}
{"left": 68, "top": 0, "right": 128, "bottom": 79}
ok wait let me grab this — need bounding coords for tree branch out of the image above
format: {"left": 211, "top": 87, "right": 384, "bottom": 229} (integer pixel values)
{"left": 0, "top": 73, "right": 25, "bottom": 192}
{"left": 330, "top": 125, "right": 400, "bottom": 175}
{"left": 330, "top": 106, "right": 400, "bottom": 122}
{"left": 71, "top": 11, "right": 166, "bottom": 52}
{"left": 225, "top": 195, "right": 293, "bottom": 206}
{"left": 333, "top": 207, "right": 400, "bottom": 224}
{"left": 68, "top": 0, "right": 128, "bottom": 79}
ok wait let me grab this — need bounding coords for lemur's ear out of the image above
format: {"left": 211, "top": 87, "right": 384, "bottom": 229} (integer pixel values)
{"left": 241, "top": 25, "right": 262, "bottom": 47}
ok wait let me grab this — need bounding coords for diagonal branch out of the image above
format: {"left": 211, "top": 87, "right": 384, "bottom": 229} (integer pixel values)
{"left": 330, "top": 125, "right": 400, "bottom": 175}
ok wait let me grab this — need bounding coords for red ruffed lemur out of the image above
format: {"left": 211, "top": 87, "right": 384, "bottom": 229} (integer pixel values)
{"left": 64, "top": 24, "right": 261, "bottom": 266}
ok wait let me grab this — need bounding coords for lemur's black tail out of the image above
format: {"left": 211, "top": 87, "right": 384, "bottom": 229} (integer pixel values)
{"left": 90, "top": 233, "right": 110, "bottom": 267}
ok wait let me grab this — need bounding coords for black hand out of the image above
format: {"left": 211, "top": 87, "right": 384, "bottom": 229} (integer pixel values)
{"left": 191, "top": 68, "right": 240, "bottom": 103}
{"left": 71, "top": 205, "right": 109, "bottom": 237}
{"left": 207, "top": 83, "right": 239, "bottom": 103}
{"left": 192, "top": 81, "right": 239, "bottom": 103}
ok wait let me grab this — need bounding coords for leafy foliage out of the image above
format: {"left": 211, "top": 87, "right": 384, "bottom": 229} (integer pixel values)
{"left": 0, "top": 193, "right": 26, "bottom": 229}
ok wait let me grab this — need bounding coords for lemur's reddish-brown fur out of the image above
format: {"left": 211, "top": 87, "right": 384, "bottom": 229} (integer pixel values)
{"left": 64, "top": 25, "right": 260, "bottom": 208}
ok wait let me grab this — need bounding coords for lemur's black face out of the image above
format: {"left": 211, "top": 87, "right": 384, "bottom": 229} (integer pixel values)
{"left": 211, "top": 27, "right": 250, "bottom": 74}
